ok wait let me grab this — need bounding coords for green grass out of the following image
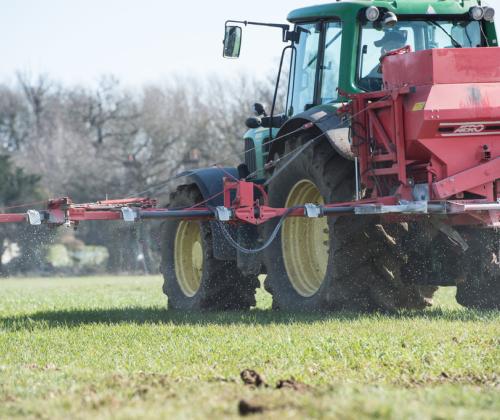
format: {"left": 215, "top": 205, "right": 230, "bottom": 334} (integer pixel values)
{"left": 0, "top": 276, "right": 499, "bottom": 419}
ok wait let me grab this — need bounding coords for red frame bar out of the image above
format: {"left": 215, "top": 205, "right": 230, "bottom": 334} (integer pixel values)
{"left": 433, "top": 158, "right": 500, "bottom": 199}
{"left": 0, "top": 214, "right": 27, "bottom": 223}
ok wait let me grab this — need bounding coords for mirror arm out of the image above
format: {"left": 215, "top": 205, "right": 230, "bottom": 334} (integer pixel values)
{"left": 226, "top": 20, "right": 299, "bottom": 43}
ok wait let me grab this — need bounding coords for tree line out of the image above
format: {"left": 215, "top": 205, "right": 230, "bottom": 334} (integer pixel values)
{"left": 0, "top": 72, "right": 276, "bottom": 274}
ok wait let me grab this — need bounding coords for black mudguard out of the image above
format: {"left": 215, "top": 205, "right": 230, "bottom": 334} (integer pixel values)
{"left": 181, "top": 167, "right": 238, "bottom": 206}
{"left": 268, "top": 106, "right": 353, "bottom": 162}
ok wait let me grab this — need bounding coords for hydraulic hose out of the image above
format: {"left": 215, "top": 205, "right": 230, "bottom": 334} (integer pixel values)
{"left": 216, "top": 206, "right": 301, "bottom": 254}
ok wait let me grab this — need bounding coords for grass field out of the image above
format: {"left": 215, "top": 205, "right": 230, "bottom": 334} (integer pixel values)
{"left": 0, "top": 276, "right": 499, "bottom": 419}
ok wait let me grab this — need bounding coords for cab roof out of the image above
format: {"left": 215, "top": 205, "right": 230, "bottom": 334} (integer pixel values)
{"left": 287, "top": 0, "right": 481, "bottom": 22}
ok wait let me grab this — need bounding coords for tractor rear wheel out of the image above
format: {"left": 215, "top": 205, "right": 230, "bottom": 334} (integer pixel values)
{"left": 160, "top": 184, "right": 259, "bottom": 310}
{"left": 455, "top": 228, "right": 500, "bottom": 310}
{"left": 263, "top": 136, "right": 436, "bottom": 312}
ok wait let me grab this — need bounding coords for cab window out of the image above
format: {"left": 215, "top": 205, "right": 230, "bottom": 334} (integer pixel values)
{"left": 288, "top": 20, "right": 343, "bottom": 115}
{"left": 320, "top": 21, "right": 343, "bottom": 104}
{"left": 289, "top": 22, "right": 321, "bottom": 115}
{"left": 357, "top": 20, "right": 483, "bottom": 91}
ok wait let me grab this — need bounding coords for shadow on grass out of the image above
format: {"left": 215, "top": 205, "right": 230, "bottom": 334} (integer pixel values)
{"left": 0, "top": 305, "right": 496, "bottom": 331}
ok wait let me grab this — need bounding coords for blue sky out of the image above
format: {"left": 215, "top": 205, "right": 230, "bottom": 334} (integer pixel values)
{"left": 0, "top": 0, "right": 498, "bottom": 87}
{"left": 0, "top": 0, "right": 316, "bottom": 86}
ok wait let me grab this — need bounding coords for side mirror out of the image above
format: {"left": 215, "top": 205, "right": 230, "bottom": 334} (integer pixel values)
{"left": 223, "top": 25, "right": 242, "bottom": 58}
{"left": 245, "top": 117, "right": 261, "bottom": 129}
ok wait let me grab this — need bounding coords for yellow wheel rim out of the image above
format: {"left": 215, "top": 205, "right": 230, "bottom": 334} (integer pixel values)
{"left": 174, "top": 221, "right": 203, "bottom": 297}
{"left": 282, "top": 180, "right": 329, "bottom": 297}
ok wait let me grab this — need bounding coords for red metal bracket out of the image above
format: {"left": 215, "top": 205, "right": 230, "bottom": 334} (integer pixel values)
{"left": 223, "top": 178, "right": 282, "bottom": 225}
{"left": 433, "top": 158, "right": 500, "bottom": 199}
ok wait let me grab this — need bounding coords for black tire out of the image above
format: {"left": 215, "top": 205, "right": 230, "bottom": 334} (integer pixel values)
{"left": 456, "top": 228, "right": 500, "bottom": 310}
{"left": 359, "top": 221, "right": 438, "bottom": 311}
{"left": 160, "top": 184, "right": 259, "bottom": 311}
{"left": 263, "top": 135, "right": 436, "bottom": 312}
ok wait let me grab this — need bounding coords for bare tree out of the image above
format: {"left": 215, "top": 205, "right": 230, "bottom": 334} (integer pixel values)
{"left": 16, "top": 72, "right": 53, "bottom": 138}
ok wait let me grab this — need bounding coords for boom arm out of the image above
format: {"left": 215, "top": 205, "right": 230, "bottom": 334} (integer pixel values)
{"left": 2, "top": 177, "right": 500, "bottom": 231}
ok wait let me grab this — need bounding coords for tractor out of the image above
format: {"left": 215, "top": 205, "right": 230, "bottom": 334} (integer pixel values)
{"left": 159, "top": 0, "right": 500, "bottom": 311}
{"left": 1, "top": 1, "right": 499, "bottom": 313}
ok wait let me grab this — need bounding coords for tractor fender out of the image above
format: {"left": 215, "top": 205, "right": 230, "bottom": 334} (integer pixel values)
{"left": 182, "top": 167, "right": 238, "bottom": 206}
{"left": 181, "top": 167, "right": 238, "bottom": 261}
{"left": 269, "top": 107, "right": 354, "bottom": 161}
